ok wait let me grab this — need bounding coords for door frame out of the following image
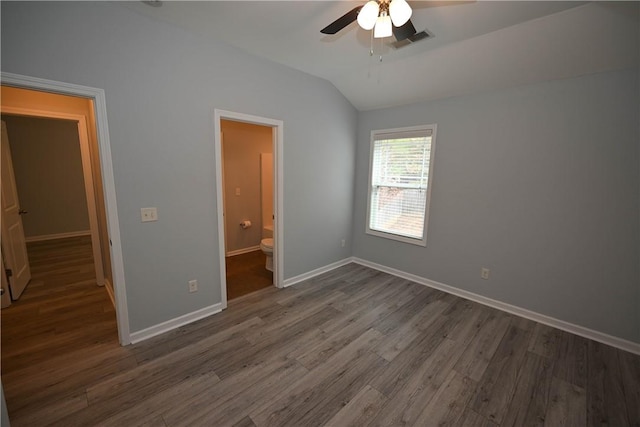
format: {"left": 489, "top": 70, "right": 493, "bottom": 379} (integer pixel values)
{"left": 214, "top": 109, "right": 284, "bottom": 308}
{"left": 1, "top": 107, "right": 105, "bottom": 287}
{"left": 1, "top": 72, "right": 131, "bottom": 345}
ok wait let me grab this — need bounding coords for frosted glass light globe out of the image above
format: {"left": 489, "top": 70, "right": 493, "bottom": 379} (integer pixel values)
{"left": 357, "top": 1, "right": 380, "bottom": 30}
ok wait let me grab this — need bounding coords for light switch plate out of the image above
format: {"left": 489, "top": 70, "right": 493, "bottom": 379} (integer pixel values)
{"left": 141, "top": 207, "right": 158, "bottom": 222}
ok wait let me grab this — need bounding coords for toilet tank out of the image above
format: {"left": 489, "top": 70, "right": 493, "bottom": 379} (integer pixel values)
{"left": 263, "top": 225, "right": 273, "bottom": 239}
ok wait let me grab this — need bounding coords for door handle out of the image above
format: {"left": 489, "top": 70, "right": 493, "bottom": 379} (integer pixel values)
{"left": 18, "top": 209, "right": 28, "bottom": 215}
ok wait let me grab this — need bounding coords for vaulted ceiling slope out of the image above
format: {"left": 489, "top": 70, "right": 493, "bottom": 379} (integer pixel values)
{"left": 121, "top": 1, "right": 639, "bottom": 111}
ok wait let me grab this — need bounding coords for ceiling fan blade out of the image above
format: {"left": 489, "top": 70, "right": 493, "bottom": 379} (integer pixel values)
{"left": 392, "top": 19, "right": 417, "bottom": 42}
{"left": 320, "top": 6, "right": 362, "bottom": 34}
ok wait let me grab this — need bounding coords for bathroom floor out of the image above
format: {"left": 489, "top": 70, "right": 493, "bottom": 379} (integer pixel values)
{"left": 226, "top": 250, "right": 273, "bottom": 300}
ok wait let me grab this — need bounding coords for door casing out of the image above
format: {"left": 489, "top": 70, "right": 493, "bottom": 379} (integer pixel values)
{"left": 214, "top": 109, "right": 284, "bottom": 308}
{"left": 1, "top": 72, "right": 131, "bottom": 345}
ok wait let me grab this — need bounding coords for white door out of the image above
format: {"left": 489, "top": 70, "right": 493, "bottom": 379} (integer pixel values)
{"left": 1, "top": 256, "right": 11, "bottom": 308}
{"left": 1, "top": 121, "right": 31, "bottom": 300}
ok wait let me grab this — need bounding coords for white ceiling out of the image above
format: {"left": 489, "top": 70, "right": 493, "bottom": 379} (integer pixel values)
{"left": 120, "top": 1, "right": 639, "bottom": 111}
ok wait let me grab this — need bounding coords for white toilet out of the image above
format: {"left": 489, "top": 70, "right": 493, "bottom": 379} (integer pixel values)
{"left": 260, "top": 225, "right": 274, "bottom": 272}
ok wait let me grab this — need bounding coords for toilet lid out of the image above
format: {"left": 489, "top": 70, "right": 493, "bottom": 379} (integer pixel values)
{"left": 261, "top": 238, "right": 273, "bottom": 248}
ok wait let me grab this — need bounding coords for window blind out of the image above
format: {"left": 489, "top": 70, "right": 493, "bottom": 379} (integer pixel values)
{"left": 368, "top": 128, "right": 433, "bottom": 241}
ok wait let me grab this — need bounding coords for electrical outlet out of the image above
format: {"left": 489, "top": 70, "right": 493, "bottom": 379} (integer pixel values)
{"left": 341, "top": 239, "right": 346, "bottom": 248}
{"left": 481, "top": 268, "right": 490, "bottom": 280}
{"left": 188, "top": 279, "right": 198, "bottom": 293}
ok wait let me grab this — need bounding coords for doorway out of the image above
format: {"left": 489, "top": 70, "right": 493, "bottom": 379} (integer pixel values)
{"left": 221, "top": 119, "right": 274, "bottom": 299}
{"left": 0, "top": 73, "right": 130, "bottom": 345}
{"left": 214, "top": 110, "right": 284, "bottom": 308}
{"left": 1, "top": 113, "right": 105, "bottom": 294}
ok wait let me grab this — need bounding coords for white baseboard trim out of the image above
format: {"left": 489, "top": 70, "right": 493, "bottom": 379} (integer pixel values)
{"left": 25, "top": 230, "right": 91, "bottom": 242}
{"left": 283, "top": 257, "right": 355, "bottom": 288}
{"left": 129, "top": 303, "right": 223, "bottom": 344}
{"left": 352, "top": 257, "right": 640, "bottom": 355}
{"left": 226, "top": 246, "right": 261, "bottom": 257}
{"left": 103, "top": 278, "right": 115, "bottom": 308}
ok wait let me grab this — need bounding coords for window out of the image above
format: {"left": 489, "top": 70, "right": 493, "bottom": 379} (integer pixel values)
{"left": 366, "top": 125, "right": 436, "bottom": 246}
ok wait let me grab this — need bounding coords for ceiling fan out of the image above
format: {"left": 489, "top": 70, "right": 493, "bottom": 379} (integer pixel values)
{"left": 321, "top": 0, "right": 431, "bottom": 49}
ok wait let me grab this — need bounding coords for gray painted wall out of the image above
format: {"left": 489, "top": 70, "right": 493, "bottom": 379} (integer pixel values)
{"left": 221, "top": 120, "right": 272, "bottom": 253}
{"left": 2, "top": 115, "right": 90, "bottom": 238}
{"left": 353, "top": 69, "right": 640, "bottom": 343}
{"left": 0, "top": 1, "right": 357, "bottom": 332}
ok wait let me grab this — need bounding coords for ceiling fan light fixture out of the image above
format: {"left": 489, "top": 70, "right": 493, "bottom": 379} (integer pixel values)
{"left": 374, "top": 13, "right": 392, "bottom": 38}
{"left": 389, "top": 0, "right": 412, "bottom": 27}
{"left": 357, "top": 0, "right": 380, "bottom": 30}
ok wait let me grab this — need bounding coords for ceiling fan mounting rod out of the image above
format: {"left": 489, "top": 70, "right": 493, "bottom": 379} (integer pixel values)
{"left": 377, "top": 0, "right": 390, "bottom": 15}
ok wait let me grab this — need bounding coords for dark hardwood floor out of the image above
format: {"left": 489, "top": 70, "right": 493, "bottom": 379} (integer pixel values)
{"left": 226, "top": 250, "right": 273, "bottom": 300}
{"left": 2, "top": 253, "right": 639, "bottom": 426}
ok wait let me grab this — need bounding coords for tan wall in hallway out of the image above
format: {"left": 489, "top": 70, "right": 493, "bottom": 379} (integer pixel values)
{"left": 221, "top": 120, "right": 272, "bottom": 254}
{"left": 2, "top": 115, "right": 90, "bottom": 237}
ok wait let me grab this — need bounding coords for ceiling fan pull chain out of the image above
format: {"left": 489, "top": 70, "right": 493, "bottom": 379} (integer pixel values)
{"left": 370, "top": 29, "right": 374, "bottom": 57}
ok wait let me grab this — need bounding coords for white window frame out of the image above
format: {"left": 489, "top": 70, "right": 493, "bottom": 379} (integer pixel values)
{"left": 365, "top": 124, "right": 437, "bottom": 246}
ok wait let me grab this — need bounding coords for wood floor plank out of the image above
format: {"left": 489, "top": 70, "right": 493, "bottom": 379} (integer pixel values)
{"left": 294, "top": 302, "right": 394, "bottom": 370}
{"left": 250, "top": 328, "right": 386, "bottom": 427}
{"left": 3, "top": 321, "right": 117, "bottom": 369}
{"left": 586, "top": 340, "right": 631, "bottom": 426}
{"left": 413, "top": 370, "right": 477, "bottom": 426}
{"left": 545, "top": 376, "right": 587, "bottom": 427}
{"left": 244, "top": 290, "right": 345, "bottom": 345}
{"left": 331, "top": 272, "right": 399, "bottom": 313}
{"left": 453, "top": 309, "right": 512, "bottom": 381}
{"left": 233, "top": 416, "right": 257, "bottom": 427}
{"left": 373, "top": 293, "right": 451, "bottom": 362}
{"left": 469, "top": 323, "right": 533, "bottom": 424}
{"left": 161, "top": 357, "right": 307, "bottom": 426}
{"left": 4, "top": 347, "right": 137, "bottom": 415}
{"left": 96, "top": 372, "right": 220, "bottom": 427}
{"left": 131, "top": 289, "right": 282, "bottom": 364}
{"left": 369, "top": 284, "right": 434, "bottom": 336}
{"left": 266, "top": 352, "right": 386, "bottom": 427}
{"left": 221, "top": 306, "right": 342, "bottom": 379}
{"left": 225, "top": 249, "right": 273, "bottom": 300}
{"left": 552, "top": 330, "right": 588, "bottom": 389}
{"left": 8, "top": 391, "right": 88, "bottom": 427}
{"left": 369, "top": 337, "right": 467, "bottom": 426}
{"left": 501, "top": 351, "right": 554, "bottom": 426}
{"left": 323, "top": 384, "right": 387, "bottom": 427}
{"left": 528, "top": 322, "right": 563, "bottom": 359}
{"left": 368, "top": 313, "right": 452, "bottom": 398}
{"left": 456, "top": 408, "right": 499, "bottom": 427}
{"left": 86, "top": 317, "right": 263, "bottom": 405}
{"left": 617, "top": 348, "right": 640, "bottom": 425}
{"left": 174, "top": 358, "right": 308, "bottom": 426}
